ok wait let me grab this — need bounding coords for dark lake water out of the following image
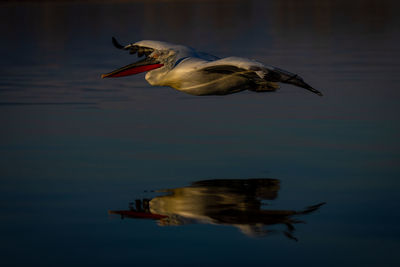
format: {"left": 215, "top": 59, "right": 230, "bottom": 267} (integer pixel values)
{"left": 1, "top": 0, "right": 400, "bottom": 266}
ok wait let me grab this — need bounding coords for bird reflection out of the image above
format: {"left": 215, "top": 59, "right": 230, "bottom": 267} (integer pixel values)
{"left": 109, "top": 179, "right": 325, "bottom": 241}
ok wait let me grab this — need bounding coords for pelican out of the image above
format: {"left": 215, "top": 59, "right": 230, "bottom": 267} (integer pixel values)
{"left": 109, "top": 178, "right": 326, "bottom": 239}
{"left": 102, "top": 37, "right": 322, "bottom": 96}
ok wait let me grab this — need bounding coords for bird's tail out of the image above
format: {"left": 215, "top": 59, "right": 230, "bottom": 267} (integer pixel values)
{"left": 262, "top": 66, "right": 323, "bottom": 96}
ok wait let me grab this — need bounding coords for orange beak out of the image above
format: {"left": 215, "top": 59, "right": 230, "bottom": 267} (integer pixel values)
{"left": 101, "top": 57, "right": 163, "bottom": 78}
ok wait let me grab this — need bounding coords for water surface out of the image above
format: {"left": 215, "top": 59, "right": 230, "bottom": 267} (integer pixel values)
{"left": 1, "top": 0, "right": 399, "bottom": 266}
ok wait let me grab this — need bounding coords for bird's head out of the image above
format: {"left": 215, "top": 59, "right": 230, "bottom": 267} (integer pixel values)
{"left": 101, "top": 38, "right": 188, "bottom": 80}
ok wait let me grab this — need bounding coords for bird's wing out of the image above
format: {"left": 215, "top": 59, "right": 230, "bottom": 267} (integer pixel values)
{"left": 112, "top": 37, "right": 155, "bottom": 57}
{"left": 202, "top": 64, "right": 248, "bottom": 74}
{"left": 207, "top": 57, "right": 322, "bottom": 96}
{"left": 261, "top": 65, "right": 323, "bottom": 96}
{"left": 200, "top": 59, "right": 322, "bottom": 96}
{"left": 201, "top": 64, "right": 280, "bottom": 90}
{"left": 201, "top": 64, "right": 265, "bottom": 81}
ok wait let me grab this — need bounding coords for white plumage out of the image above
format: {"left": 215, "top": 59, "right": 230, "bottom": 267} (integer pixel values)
{"left": 102, "top": 38, "right": 322, "bottom": 96}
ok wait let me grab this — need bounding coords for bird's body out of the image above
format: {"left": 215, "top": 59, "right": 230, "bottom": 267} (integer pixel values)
{"left": 102, "top": 38, "right": 322, "bottom": 96}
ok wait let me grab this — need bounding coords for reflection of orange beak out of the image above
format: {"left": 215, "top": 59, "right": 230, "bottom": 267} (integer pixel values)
{"left": 108, "top": 210, "right": 168, "bottom": 220}
{"left": 101, "top": 57, "right": 163, "bottom": 78}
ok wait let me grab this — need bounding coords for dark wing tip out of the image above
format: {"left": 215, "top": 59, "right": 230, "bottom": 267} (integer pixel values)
{"left": 314, "top": 90, "right": 323, "bottom": 96}
{"left": 307, "top": 88, "right": 323, "bottom": 96}
{"left": 112, "top": 37, "right": 125, "bottom": 49}
{"left": 301, "top": 202, "right": 326, "bottom": 214}
{"left": 303, "top": 83, "right": 323, "bottom": 96}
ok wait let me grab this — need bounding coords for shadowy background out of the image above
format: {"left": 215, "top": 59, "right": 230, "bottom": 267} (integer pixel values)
{"left": 1, "top": 0, "right": 399, "bottom": 266}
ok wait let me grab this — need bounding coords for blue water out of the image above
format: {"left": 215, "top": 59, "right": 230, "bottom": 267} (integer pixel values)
{"left": 1, "top": 0, "right": 400, "bottom": 266}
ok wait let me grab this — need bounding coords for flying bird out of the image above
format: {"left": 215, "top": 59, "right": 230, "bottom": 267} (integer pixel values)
{"left": 102, "top": 37, "right": 322, "bottom": 96}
